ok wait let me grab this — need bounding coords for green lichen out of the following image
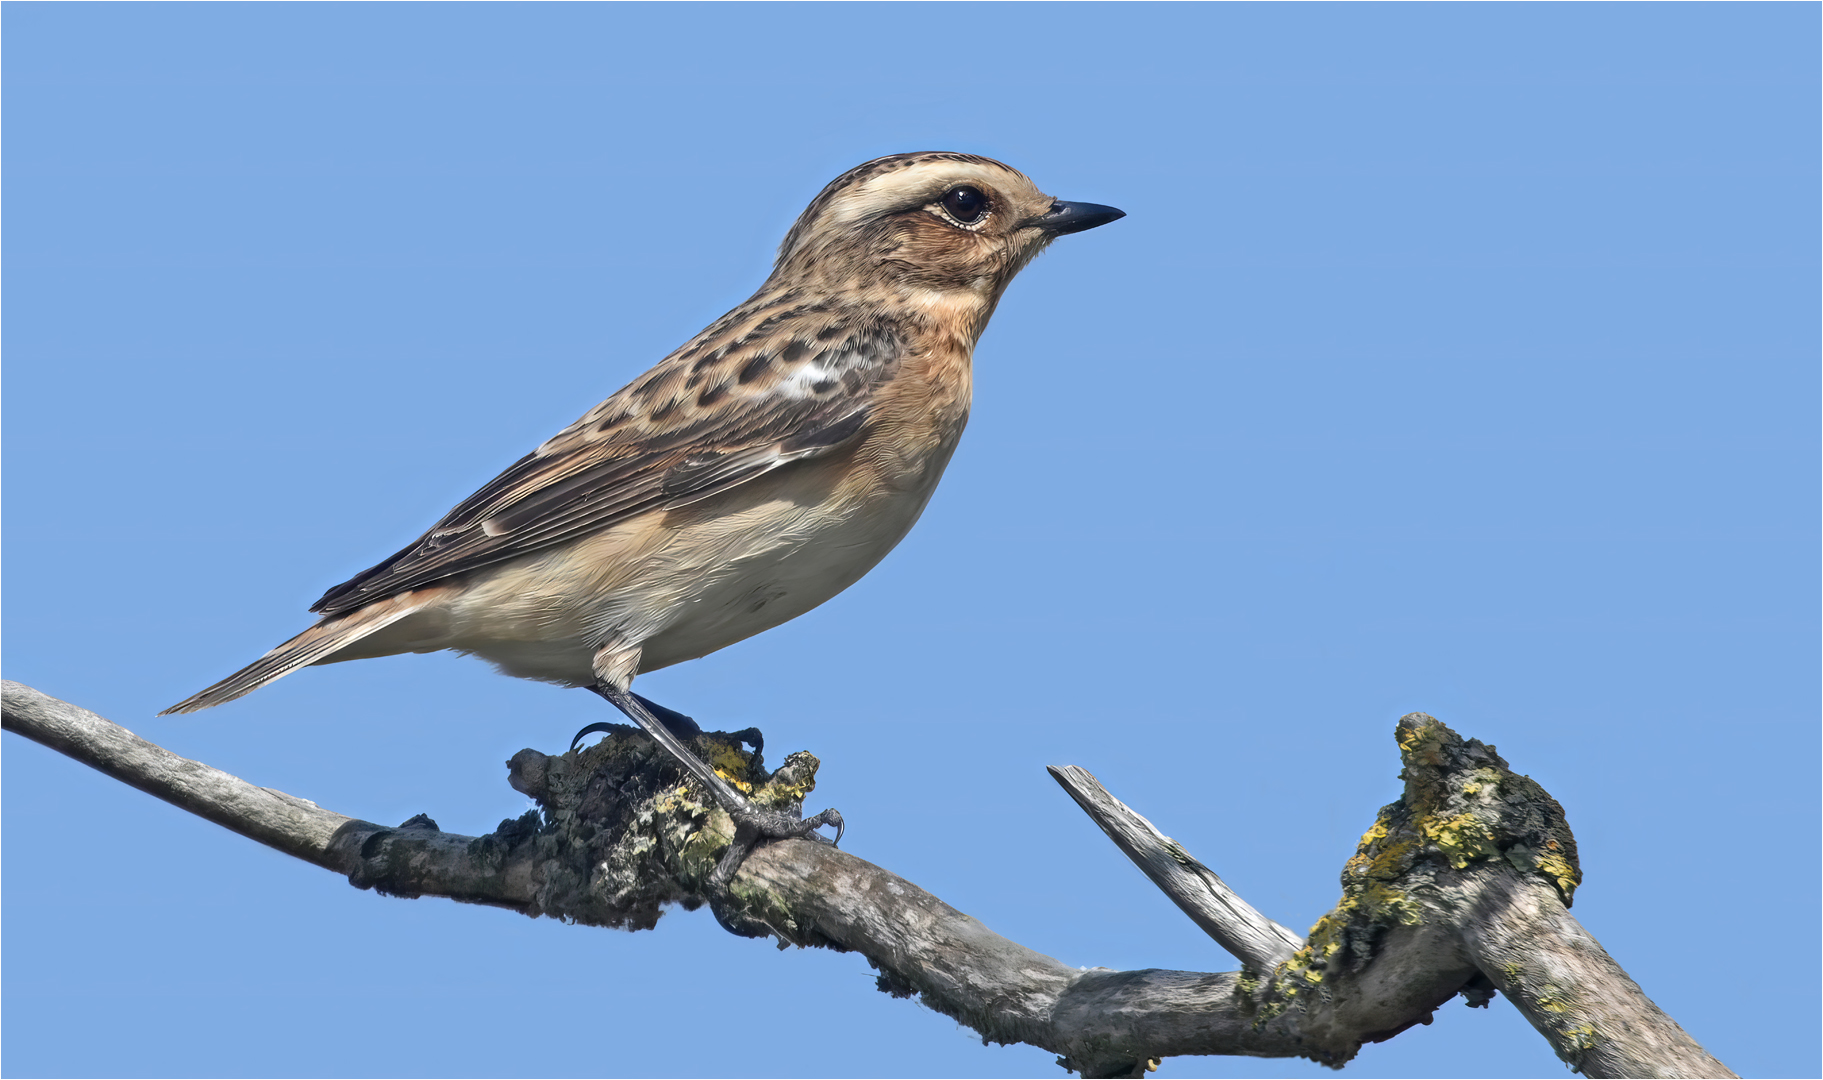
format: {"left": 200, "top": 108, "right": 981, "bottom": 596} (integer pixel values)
{"left": 1249, "top": 713, "right": 1586, "bottom": 1046}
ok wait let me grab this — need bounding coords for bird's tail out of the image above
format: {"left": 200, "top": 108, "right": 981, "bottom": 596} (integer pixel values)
{"left": 159, "top": 591, "right": 435, "bottom": 715}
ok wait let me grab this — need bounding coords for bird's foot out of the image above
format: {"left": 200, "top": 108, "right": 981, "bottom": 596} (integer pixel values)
{"left": 706, "top": 804, "right": 842, "bottom": 939}
{"left": 710, "top": 805, "right": 845, "bottom": 890}
{"left": 584, "top": 683, "right": 841, "bottom": 903}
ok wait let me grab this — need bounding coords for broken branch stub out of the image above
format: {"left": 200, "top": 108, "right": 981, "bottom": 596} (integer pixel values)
{"left": 1, "top": 681, "right": 1734, "bottom": 1078}
{"left": 1047, "top": 764, "right": 1303, "bottom": 971}
{"left": 1051, "top": 712, "right": 1733, "bottom": 1079}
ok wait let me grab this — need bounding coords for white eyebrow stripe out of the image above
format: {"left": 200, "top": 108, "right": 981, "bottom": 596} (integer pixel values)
{"left": 822, "top": 161, "right": 1014, "bottom": 232}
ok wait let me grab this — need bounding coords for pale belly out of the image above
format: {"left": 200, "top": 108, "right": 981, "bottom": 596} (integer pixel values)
{"left": 401, "top": 438, "right": 958, "bottom": 687}
{"left": 632, "top": 493, "right": 926, "bottom": 673}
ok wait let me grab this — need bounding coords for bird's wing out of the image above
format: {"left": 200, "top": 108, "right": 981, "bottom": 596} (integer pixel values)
{"left": 310, "top": 311, "right": 903, "bottom": 616}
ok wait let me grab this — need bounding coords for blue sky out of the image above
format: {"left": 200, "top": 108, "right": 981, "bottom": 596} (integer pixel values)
{"left": 4, "top": 4, "right": 1816, "bottom": 1078}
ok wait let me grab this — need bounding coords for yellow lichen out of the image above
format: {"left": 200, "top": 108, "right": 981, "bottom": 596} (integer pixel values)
{"left": 1360, "top": 882, "right": 1422, "bottom": 926}
{"left": 1535, "top": 851, "right": 1580, "bottom": 904}
{"left": 1362, "top": 833, "right": 1420, "bottom": 880}
{"left": 1254, "top": 714, "right": 1586, "bottom": 1038}
{"left": 1396, "top": 722, "right": 1437, "bottom": 758}
{"left": 1534, "top": 983, "right": 1573, "bottom": 1013}
{"left": 742, "top": 751, "right": 822, "bottom": 812}
{"left": 1506, "top": 843, "right": 1581, "bottom": 905}
{"left": 703, "top": 740, "right": 756, "bottom": 795}
{"left": 1421, "top": 812, "right": 1499, "bottom": 869}
{"left": 1561, "top": 1024, "right": 1599, "bottom": 1058}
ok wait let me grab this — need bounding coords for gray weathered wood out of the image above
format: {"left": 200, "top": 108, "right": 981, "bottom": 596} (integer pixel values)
{"left": 1048, "top": 764, "right": 1304, "bottom": 971}
{"left": 2, "top": 681, "right": 1735, "bottom": 1078}
{"left": 0, "top": 681, "right": 538, "bottom": 911}
{"left": 1460, "top": 867, "right": 1734, "bottom": 1078}
{"left": 1, "top": 681, "right": 352, "bottom": 866}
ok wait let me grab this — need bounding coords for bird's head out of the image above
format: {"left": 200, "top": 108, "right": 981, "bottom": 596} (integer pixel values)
{"left": 771, "top": 152, "right": 1123, "bottom": 334}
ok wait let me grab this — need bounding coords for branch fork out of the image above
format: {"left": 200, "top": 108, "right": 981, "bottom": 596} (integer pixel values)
{"left": 1, "top": 681, "right": 1732, "bottom": 1079}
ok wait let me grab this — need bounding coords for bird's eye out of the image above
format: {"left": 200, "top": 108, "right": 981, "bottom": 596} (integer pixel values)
{"left": 940, "top": 186, "right": 989, "bottom": 225}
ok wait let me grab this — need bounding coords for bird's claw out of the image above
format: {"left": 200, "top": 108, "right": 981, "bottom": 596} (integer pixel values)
{"left": 808, "top": 808, "right": 843, "bottom": 847}
{"left": 568, "top": 720, "right": 622, "bottom": 752}
{"left": 570, "top": 693, "right": 706, "bottom": 752}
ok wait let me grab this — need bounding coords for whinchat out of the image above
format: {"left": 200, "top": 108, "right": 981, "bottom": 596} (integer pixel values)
{"left": 165, "top": 152, "right": 1124, "bottom": 856}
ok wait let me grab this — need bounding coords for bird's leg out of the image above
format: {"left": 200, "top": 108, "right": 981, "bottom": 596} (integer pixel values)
{"left": 569, "top": 691, "right": 712, "bottom": 751}
{"left": 630, "top": 693, "right": 764, "bottom": 760}
{"left": 586, "top": 681, "right": 842, "bottom": 893}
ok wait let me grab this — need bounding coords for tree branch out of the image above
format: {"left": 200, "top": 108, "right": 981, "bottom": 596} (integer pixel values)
{"left": 1, "top": 680, "right": 1733, "bottom": 1078}
{"left": 1, "top": 680, "right": 352, "bottom": 868}
{"left": 1460, "top": 867, "right": 1729, "bottom": 1078}
{"left": 1047, "top": 764, "right": 1304, "bottom": 971}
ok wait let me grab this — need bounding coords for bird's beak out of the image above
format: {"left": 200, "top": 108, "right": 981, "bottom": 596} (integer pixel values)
{"left": 1032, "top": 200, "right": 1126, "bottom": 236}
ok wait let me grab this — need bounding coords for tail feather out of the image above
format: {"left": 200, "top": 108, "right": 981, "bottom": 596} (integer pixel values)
{"left": 160, "top": 592, "right": 434, "bottom": 715}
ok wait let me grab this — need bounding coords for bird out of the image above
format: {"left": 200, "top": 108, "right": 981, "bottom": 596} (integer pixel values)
{"left": 163, "top": 151, "right": 1124, "bottom": 863}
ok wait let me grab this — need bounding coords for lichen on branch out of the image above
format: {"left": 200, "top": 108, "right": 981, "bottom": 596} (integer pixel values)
{"left": 1, "top": 682, "right": 1734, "bottom": 1079}
{"left": 1256, "top": 716, "right": 1584, "bottom": 1036}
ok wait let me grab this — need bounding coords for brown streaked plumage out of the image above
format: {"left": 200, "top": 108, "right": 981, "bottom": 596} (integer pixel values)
{"left": 161, "top": 153, "right": 1123, "bottom": 796}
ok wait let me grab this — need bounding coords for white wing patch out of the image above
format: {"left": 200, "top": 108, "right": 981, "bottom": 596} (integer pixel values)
{"left": 781, "top": 361, "right": 835, "bottom": 398}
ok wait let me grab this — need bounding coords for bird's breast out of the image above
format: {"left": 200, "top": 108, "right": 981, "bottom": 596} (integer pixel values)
{"left": 628, "top": 343, "right": 973, "bottom": 670}
{"left": 632, "top": 396, "right": 968, "bottom": 673}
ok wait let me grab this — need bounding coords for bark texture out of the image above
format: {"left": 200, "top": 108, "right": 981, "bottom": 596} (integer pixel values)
{"left": 2, "top": 680, "right": 1733, "bottom": 1078}
{"left": 1049, "top": 763, "right": 1305, "bottom": 972}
